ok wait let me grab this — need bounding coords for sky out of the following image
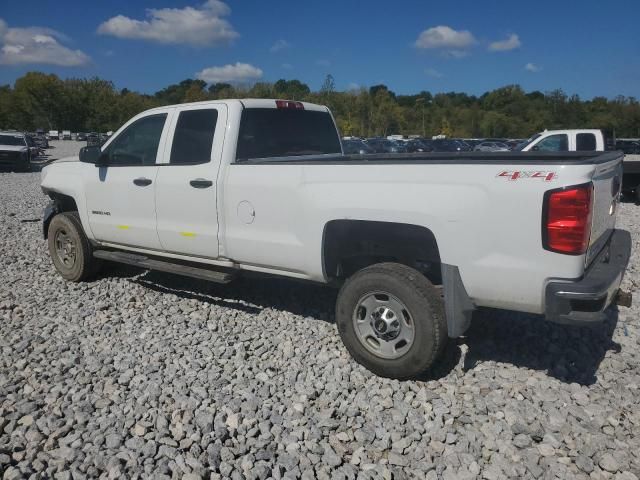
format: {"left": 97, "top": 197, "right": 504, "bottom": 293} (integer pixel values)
{"left": 1, "top": 0, "right": 639, "bottom": 99}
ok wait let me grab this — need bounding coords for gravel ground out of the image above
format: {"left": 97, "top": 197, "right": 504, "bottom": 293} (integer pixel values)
{"left": 0, "top": 152, "right": 639, "bottom": 479}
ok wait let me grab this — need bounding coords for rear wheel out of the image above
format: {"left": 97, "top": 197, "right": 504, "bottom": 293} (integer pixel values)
{"left": 336, "top": 262, "right": 447, "bottom": 379}
{"left": 48, "top": 212, "right": 101, "bottom": 282}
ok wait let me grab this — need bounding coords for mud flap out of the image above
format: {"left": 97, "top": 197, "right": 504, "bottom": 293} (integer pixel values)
{"left": 441, "top": 264, "right": 475, "bottom": 338}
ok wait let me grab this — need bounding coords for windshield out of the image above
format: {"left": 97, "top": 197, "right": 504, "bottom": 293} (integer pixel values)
{"left": 516, "top": 133, "right": 542, "bottom": 151}
{"left": 0, "top": 135, "right": 25, "bottom": 146}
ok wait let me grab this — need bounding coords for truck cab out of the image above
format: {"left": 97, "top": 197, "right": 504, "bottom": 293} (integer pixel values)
{"left": 519, "top": 129, "right": 605, "bottom": 152}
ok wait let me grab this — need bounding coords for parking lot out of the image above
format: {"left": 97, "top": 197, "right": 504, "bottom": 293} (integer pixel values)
{"left": 1, "top": 142, "right": 639, "bottom": 479}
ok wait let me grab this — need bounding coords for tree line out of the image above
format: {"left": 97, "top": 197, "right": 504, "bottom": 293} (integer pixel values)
{"left": 1, "top": 71, "right": 639, "bottom": 139}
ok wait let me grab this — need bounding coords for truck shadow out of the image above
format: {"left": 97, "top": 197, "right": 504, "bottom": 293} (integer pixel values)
{"left": 457, "top": 308, "right": 621, "bottom": 386}
{"left": 108, "top": 265, "right": 621, "bottom": 386}
{"left": 111, "top": 266, "right": 338, "bottom": 320}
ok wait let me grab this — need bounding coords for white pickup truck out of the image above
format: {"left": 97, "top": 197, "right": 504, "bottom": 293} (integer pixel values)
{"left": 40, "top": 99, "right": 632, "bottom": 379}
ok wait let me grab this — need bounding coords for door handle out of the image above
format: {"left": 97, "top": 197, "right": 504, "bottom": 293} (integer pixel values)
{"left": 190, "top": 178, "right": 213, "bottom": 189}
{"left": 133, "top": 177, "right": 152, "bottom": 186}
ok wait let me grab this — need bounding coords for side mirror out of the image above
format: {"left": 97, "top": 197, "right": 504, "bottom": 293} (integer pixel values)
{"left": 79, "top": 146, "right": 102, "bottom": 164}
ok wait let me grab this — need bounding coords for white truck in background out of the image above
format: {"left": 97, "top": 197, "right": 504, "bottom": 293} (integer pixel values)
{"left": 40, "top": 99, "right": 632, "bottom": 379}
{"left": 48, "top": 130, "right": 59, "bottom": 141}
{"left": 519, "top": 129, "right": 605, "bottom": 152}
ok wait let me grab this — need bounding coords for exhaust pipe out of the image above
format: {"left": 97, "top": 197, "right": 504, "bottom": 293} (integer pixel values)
{"left": 615, "top": 289, "right": 633, "bottom": 308}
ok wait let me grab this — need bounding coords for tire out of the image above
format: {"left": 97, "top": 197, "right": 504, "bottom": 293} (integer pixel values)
{"left": 336, "top": 262, "right": 447, "bottom": 379}
{"left": 48, "top": 212, "right": 101, "bottom": 282}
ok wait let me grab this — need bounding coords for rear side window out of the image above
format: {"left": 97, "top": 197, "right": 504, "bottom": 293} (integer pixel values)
{"left": 535, "top": 134, "right": 568, "bottom": 152}
{"left": 576, "top": 133, "right": 596, "bottom": 151}
{"left": 170, "top": 109, "right": 218, "bottom": 165}
{"left": 236, "top": 108, "right": 341, "bottom": 161}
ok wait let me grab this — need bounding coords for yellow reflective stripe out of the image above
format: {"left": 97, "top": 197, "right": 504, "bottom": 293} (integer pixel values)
{"left": 117, "top": 225, "right": 130, "bottom": 230}
{"left": 180, "top": 232, "right": 196, "bottom": 237}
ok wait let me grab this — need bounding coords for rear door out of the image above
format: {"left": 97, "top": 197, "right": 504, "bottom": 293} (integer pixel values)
{"left": 155, "top": 103, "right": 226, "bottom": 258}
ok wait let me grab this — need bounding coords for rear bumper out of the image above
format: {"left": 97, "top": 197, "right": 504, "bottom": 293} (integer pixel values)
{"left": 545, "top": 229, "right": 632, "bottom": 325}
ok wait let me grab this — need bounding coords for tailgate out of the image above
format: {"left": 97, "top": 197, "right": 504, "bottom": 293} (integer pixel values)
{"left": 586, "top": 153, "right": 623, "bottom": 265}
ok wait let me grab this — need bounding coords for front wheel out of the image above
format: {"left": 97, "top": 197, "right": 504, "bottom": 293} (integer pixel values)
{"left": 48, "top": 212, "right": 101, "bottom": 282}
{"left": 336, "top": 262, "right": 447, "bottom": 379}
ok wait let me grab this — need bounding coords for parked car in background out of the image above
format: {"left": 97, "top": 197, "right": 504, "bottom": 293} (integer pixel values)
{"left": 430, "top": 139, "right": 471, "bottom": 152}
{"left": 62, "top": 130, "right": 72, "bottom": 140}
{"left": 0, "top": 131, "right": 34, "bottom": 171}
{"left": 33, "top": 133, "right": 49, "bottom": 149}
{"left": 76, "top": 132, "right": 87, "bottom": 142}
{"left": 24, "top": 134, "right": 42, "bottom": 158}
{"left": 463, "top": 139, "right": 483, "bottom": 149}
{"left": 616, "top": 140, "right": 640, "bottom": 155}
{"left": 474, "top": 141, "right": 510, "bottom": 152}
{"left": 86, "top": 133, "right": 101, "bottom": 146}
{"left": 506, "top": 139, "right": 526, "bottom": 150}
{"left": 365, "top": 138, "right": 407, "bottom": 153}
{"left": 48, "top": 130, "right": 59, "bottom": 140}
{"left": 342, "top": 139, "right": 375, "bottom": 155}
{"left": 405, "top": 139, "right": 433, "bottom": 153}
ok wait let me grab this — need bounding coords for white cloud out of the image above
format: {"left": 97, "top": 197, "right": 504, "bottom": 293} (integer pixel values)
{"left": 97, "top": 0, "right": 238, "bottom": 47}
{"left": 525, "top": 62, "right": 541, "bottom": 72}
{"left": 347, "top": 82, "right": 360, "bottom": 90}
{"left": 196, "top": 62, "right": 263, "bottom": 84}
{"left": 425, "top": 68, "right": 443, "bottom": 78}
{"left": 489, "top": 34, "right": 521, "bottom": 52}
{"left": 0, "top": 19, "right": 90, "bottom": 66}
{"left": 415, "top": 26, "right": 476, "bottom": 52}
{"left": 270, "top": 39, "right": 290, "bottom": 53}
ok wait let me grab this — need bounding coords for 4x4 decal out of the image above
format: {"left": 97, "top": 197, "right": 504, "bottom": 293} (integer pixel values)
{"left": 497, "top": 170, "right": 557, "bottom": 181}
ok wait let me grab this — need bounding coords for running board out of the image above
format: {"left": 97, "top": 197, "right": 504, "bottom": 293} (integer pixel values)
{"left": 93, "top": 250, "right": 236, "bottom": 283}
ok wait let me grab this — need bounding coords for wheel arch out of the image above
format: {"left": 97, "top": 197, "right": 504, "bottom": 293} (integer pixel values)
{"left": 322, "top": 219, "right": 442, "bottom": 282}
{"left": 43, "top": 190, "right": 79, "bottom": 239}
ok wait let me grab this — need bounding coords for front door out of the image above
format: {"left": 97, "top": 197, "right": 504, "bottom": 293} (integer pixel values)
{"left": 155, "top": 104, "right": 226, "bottom": 258}
{"left": 84, "top": 111, "right": 171, "bottom": 250}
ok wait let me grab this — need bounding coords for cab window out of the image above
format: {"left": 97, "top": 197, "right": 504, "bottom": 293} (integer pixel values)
{"left": 535, "top": 134, "right": 568, "bottom": 152}
{"left": 170, "top": 109, "right": 218, "bottom": 165}
{"left": 104, "top": 114, "right": 167, "bottom": 166}
{"left": 576, "top": 133, "right": 596, "bottom": 151}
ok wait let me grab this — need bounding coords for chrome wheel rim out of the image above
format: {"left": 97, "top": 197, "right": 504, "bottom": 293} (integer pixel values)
{"left": 54, "top": 228, "right": 76, "bottom": 268}
{"left": 352, "top": 291, "right": 415, "bottom": 359}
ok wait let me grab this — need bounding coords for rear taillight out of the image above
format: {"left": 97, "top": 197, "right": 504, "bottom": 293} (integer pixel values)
{"left": 276, "top": 100, "right": 304, "bottom": 110}
{"left": 543, "top": 183, "right": 593, "bottom": 255}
